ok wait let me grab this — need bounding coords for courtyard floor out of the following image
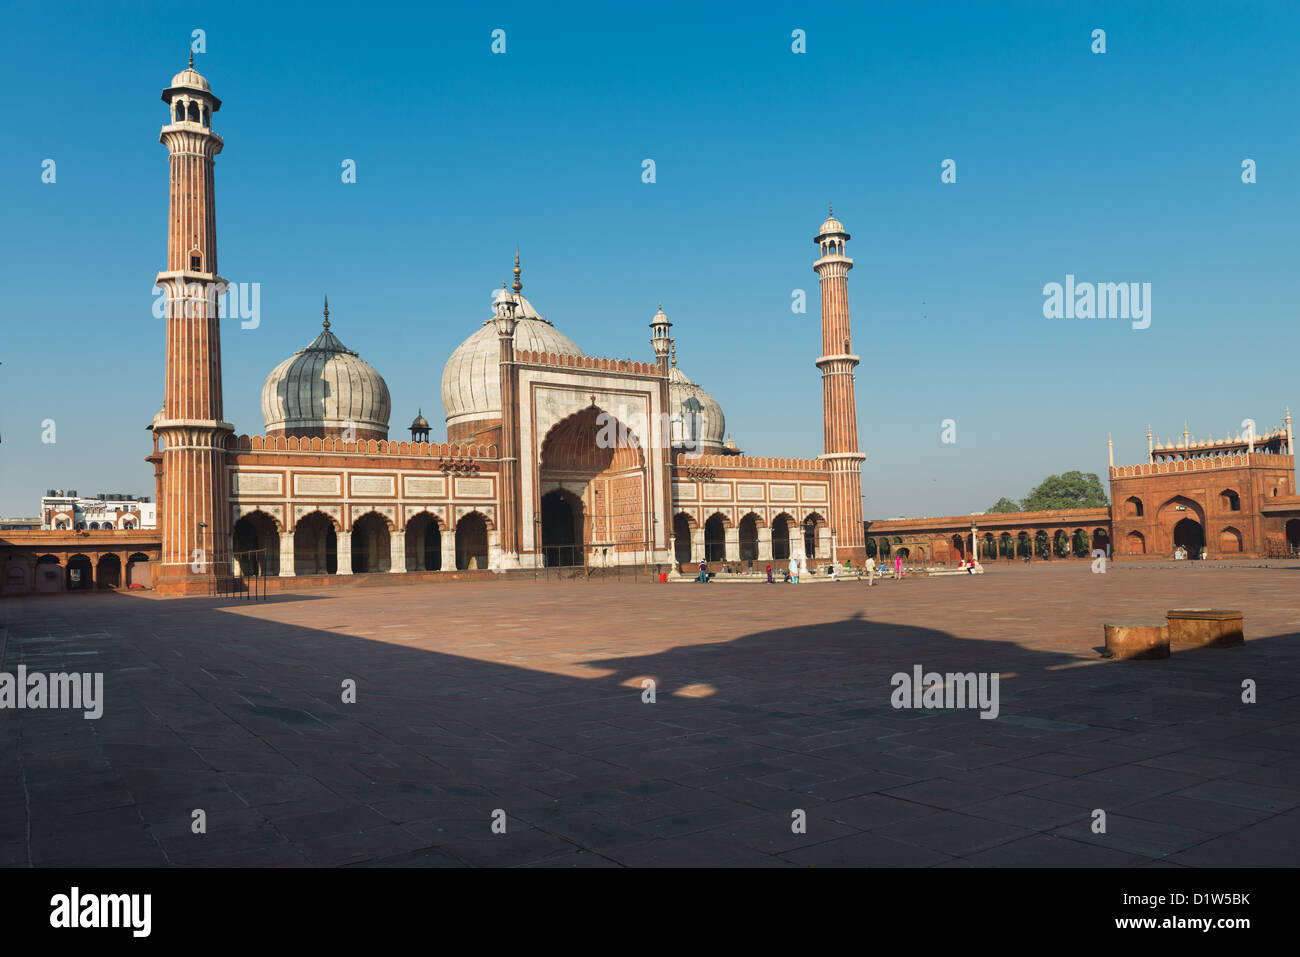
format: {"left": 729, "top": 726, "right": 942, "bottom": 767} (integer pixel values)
{"left": 1, "top": 562, "right": 1297, "bottom": 867}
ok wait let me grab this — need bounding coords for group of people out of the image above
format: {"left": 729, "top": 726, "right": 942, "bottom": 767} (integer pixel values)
{"left": 696, "top": 552, "right": 917, "bottom": 585}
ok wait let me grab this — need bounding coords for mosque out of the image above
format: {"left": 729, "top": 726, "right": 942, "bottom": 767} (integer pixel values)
{"left": 139, "top": 59, "right": 867, "bottom": 594}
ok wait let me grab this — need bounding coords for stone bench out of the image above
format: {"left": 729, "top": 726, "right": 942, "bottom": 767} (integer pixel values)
{"left": 1166, "top": 609, "right": 1245, "bottom": 648}
{"left": 1104, "top": 623, "right": 1170, "bottom": 659}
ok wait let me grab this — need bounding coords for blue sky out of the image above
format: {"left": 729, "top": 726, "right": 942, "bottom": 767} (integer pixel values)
{"left": 1, "top": 1, "right": 1296, "bottom": 517}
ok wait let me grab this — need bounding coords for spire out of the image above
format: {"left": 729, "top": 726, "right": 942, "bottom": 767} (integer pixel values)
{"left": 322, "top": 295, "right": 330, "bottom": 331}
{"left": 828, "top": 203, "right": 833, "bottom": 216}
{"left": 670, "top": 342, "right": 677, "bottom": 367}
{"left": 512, "top": 248, "right": 522, "bottom": 294}
{"left": 188, "top": 49, "right": 194, "bottom": 69}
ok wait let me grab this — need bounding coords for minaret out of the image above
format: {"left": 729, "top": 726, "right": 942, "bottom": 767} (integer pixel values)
{"left": 649, "top": 302, "right": 673, "bottom": 371}
{"left": 1147, "top": 425, "right": 1154, "bottom": 463}
{"left": 1108, "top": 433, "right": 1114, "bottom": 468}
{"left": 813, "top": 206, "right": 866, "bottom": 560}
{"left": 495, "top": 274, "right": 521, "bottom": 568}
{"left": 153, "top": 55, "right": 234, "bottom": 593}
{"left": 1286, "top": 407, "right": 1293, "bottom": 456}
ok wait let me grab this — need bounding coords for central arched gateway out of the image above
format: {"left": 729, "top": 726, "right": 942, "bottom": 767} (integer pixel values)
{"left": 1173, "top": 517, "right": 1205, "bottom": 558}
{"left": 541, "top": 488, "right": 584, "bottom": 566}
{"left": 538, "top": 406, "right": 647, "bottom": 565}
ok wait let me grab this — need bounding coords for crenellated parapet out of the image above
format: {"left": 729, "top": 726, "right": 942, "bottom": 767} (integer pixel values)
{"left": 228, "top": 434, "right": 499, "bottom": 460}
{"left": 673, "top": 452, "right": 827, "bottom": 472}
{"left": 514, "top": 349, "right": 661, "bottom": 377}
{"left": 1111, "top": 453, "right": 1292, "bottom": 479}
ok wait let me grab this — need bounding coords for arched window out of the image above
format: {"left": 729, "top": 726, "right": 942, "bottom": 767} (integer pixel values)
{"left": 1220, "top": 489, "right": 1240, "bottom": 511}
{"left": 187, "top": 100, "right": 200, "bottom": 122}
{"left": 174, "top": 100, "right": 184, "bottom": 122}
{"left": 1125, "top": 496, "right": 1143, "bottom": 518}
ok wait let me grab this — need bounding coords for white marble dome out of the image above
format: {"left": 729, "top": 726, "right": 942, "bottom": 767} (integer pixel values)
{"left": 441, "top": 292, "right": 585, "bottom": 430}
{"left": 261, "top": 317, "right": 391, "bottom": 438}
{"left": 668, "top": 361, "right": 726, "bottom": 453}
{"left": 170, "top": 67, "right": 211, "bottom": 93}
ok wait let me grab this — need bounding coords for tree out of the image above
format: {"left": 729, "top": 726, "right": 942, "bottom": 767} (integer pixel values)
{"left": 1020, "top": 471, "right": 1109, "bottom": 511}
{"left": 986, "top": 497, "right": 1021, "bottom": 514}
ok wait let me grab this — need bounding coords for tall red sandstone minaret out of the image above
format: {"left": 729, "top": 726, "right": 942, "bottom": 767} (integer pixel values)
{"left": 154, "top": 55, "right": 233, "bottom": 593}
{"left": 814, "top": 207, "right": 866, "bottom": 561}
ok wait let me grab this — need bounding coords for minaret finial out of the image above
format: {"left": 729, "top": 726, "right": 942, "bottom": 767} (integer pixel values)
{"left": 322, "top": 295, "right": 330, "bottom": 330}
{"left": 670, "top": 342, "right": 677, "bottom": 367}
{"left": 188, "top": 48, "right": 194, "bottom": 69}
{"left": 828, "top": 203, "right": 833, "bottom": 216}
{"left": 512, "top": 248, "right": 522, "bottom": 294}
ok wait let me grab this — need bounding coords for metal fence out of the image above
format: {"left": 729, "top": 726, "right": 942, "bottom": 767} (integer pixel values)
{"left": 207, "top": 549, "right": 267, "bottom": 600}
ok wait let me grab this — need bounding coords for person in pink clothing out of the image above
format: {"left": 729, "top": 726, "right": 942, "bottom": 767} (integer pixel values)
{"left": 895, "top": 554, "right": 903, "bottom": 580}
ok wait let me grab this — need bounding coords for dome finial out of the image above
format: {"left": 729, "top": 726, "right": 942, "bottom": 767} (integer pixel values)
{"left": 828, "top": 202, "right": 833, "bottom": 216}
{"left": 512, "top": 247, "right": 522, "bottom": 294}
{"left": 188, "top": 48, "right": 194, "bottom": 69}
{"left": 322, "top": 294, "right": 330, "bottom": 331}
{"left": 670, "top": 342, "right": 677, "bottom": 367}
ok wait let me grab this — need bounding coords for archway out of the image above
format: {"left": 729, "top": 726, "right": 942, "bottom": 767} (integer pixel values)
{"left": 1092, "top": 528, "right": 1110, "bottom": 554}
{"left": 1072, "top": 528, "right": 1090, "bottom": 557}
{"left": 35, "top": 555, "right": 63, "bottom": 593}
{"left": 539, "top": 406, "right": 645, "bottom": 565}
{"left": 1173, "top": 518, "right": 1205, "bottom": 558}
{"left": 1218, "top": 526, "right": 1242, "bottom": 554}
{"left": 233, "top": 511, "right": 280, "bottom": 576}
{"left": 66, "top": 554, "right": 93, "bottom": 590}
{"left": 126, "top": 552, "right": 151, "bottom": 588}
{"left": 704, "top": 513, "right": 727, "bottom": 563}
{"left": 405, "top": 512, "right": 443, "bottom": 571}
{"left": 803, "top": 513, "right": 827, "bottom": 559}
{"left": 456, "top": 512, "right": 489, "bottom": 570}
{"left": 738, "top": 514, "right": 759, "bottom": 562}
{"left": 771, "top": 514, "right": 793, "bottom": 560}
{"left": 673, "top": 513, "right": 694, "bottom": 564}
{"left": 351, "top": 512, "right": 392, "bottom": 573}
{"left": 950, "top": 534, "right": 965, "bottom": 561}
{"left": 1286, "top": 519, "right": 1300, "bottom": 553}
{"left": 96, "top": 554, "right": 122, "bottom": 589}
{"left": 541, "top": 489, "right": 584, "bottom": 566}
{"left": 295, "top": 512, "right": 338, "bottom": 575}
{"left": 4, "top": 558, "right": 32, "bottom": 595}
{"left": 1016, "top": 532, "right": 1032, "bottom": 558}
{"left": 1126, "top": 530, "right": 1146, "bottom": 555}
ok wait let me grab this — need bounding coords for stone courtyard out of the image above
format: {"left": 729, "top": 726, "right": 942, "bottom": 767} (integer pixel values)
{"left": 1, "top": 563, "right": 1297, "bottom": 867}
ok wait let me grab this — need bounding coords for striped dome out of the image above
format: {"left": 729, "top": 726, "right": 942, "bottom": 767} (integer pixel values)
{"left": 261, "top": 323, "right": 391, "bottom": 438}
{"left": 441, "top": 293, "right": 585, "bottom": 429}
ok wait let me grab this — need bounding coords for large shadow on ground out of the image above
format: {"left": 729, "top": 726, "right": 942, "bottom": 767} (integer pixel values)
{"left": 0, "top": 588, "right": 1296, "bottom": 868}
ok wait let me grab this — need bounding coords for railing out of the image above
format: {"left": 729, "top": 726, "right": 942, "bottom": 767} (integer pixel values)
{"left": 208, "top": 549, "right": 267, "bottom": 600}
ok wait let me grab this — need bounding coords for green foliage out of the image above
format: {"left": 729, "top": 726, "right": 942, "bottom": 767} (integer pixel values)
{"left": 1020, "top": 471, "right": 1109, "bottom": 511}
{"left": 987, "top": 472, "right": 1109, "bottom": 514}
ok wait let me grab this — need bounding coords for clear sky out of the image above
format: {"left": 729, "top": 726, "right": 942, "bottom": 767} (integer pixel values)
{"left": 1, "top": 1, "right": 1296, "bottom": 518}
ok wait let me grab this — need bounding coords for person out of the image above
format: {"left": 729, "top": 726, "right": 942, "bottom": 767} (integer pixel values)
{"left": 865, "top": 555, "right": 876, "bottom": 586}
{"left": 765, "top": 563, "right": 774, "bottom": 583}
{"left": 788, "top": 555, "right": 799, "bottom": 584}
{"left": 895, "top": 554, "right": 903, "bottom": 580}
{"left": 829, "top": 562, "right": 838, "bottom": 582}
{"left": 697, "top": 558, "right": 708, "bottom": 583}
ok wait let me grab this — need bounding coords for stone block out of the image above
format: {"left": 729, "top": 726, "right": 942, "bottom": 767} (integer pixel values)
{"left": 1104, "top": 623, "right": 1170, "bottom": 660}
{"left": 1166, "top": 609, "right": 1244, "bottom": 648}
